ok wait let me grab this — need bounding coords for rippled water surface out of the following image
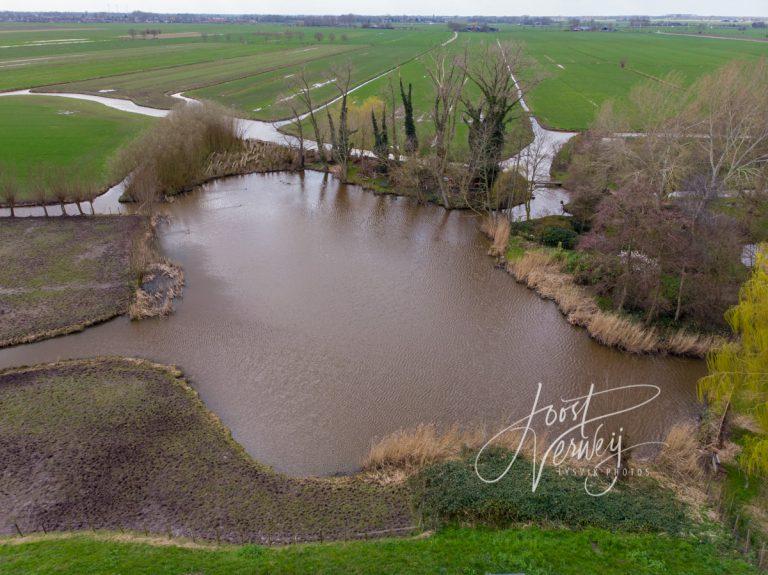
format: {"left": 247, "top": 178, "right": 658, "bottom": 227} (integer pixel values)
{"left": 0, "top": 171, "right": 705, "bottom": 475}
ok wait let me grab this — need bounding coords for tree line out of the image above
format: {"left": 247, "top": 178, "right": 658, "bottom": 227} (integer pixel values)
{"left": 283, "top": 41, "right": 538, "bottom": 212}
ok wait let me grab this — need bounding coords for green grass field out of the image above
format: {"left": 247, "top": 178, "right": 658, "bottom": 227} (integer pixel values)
{"left": 3, "top": 23, "right": 767, "bottom": 132}
{"left": 497, "top": 27, "right": 768, "bottom": 129}
{"left": 0, "top": 527, "right": 758, "bottom": 574}
{"left": 0, "top": 95, "right": 152, "bottom": 200}
{"left": 0, "top": 22, "right": 451, "bottom": 119}
{"left": 1, "top": 22, "right": 767, "bottom": 194}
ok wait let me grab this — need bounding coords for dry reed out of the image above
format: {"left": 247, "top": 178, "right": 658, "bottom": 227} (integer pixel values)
{"left": 506, "top": 249, "right": 718, "bottom": 357}
{"left": 128, "top": 219, "right": 184, "bottom": 319}
{"left": 361, "top": 423, "right": 544, "bottom": 479}
{"left": 654, "top": 422, "right": 705, "bottom": 483}
{"left": 479, "top": 214, "right": 511, "bottom": 257}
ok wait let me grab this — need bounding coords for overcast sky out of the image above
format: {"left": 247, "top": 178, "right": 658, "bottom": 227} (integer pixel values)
{"left": 4, "top": 0, "right": 766, "bottom": 16}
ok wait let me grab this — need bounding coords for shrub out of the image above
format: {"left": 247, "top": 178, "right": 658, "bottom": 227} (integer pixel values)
{"left": 540, "top": 225, "right": 577, "bottom": 249}
{"left": 117, "top": 102, "right": 242, "bottom": 202}
{"left": 412, "top": 449, "right": 689, "bottom": 533}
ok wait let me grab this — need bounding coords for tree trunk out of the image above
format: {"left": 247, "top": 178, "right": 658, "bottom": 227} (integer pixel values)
{"left": 618, "top": 247, "right": 632, "bottom": 312}
{"left": 674, "top": 270, "right": 686, "bottom": 323}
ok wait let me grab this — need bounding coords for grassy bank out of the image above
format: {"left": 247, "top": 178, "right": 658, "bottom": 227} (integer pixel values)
{"left": 0, "top": 96, "right": 152, "bottom": 203}
{"left": 0, "top": 526, "right": 758, "bottom": 574}
{"left": 0, "top": 358, "right": 411, "bottom": 544}
{"left": 0, "top": 217, "right": 144, "bottom": 348}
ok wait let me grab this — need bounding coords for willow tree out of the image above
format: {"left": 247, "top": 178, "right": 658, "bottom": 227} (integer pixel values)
{"left": 699, "top": 244, "right": 768, "bottom": 477}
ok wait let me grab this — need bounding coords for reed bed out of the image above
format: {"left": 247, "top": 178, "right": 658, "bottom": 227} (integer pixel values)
{"left": 479, "top": 215, "right": 511, "bottom": 257}
{"left": 361, "top": 423, "right": 543, "bottom": 478}
{"left": 506, "top": 249, "right": 719, "bottom": 357}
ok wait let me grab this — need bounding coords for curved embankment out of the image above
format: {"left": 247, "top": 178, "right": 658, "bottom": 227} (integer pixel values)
{"left": 0, "top": 357, "right": 412, "bottom": 544}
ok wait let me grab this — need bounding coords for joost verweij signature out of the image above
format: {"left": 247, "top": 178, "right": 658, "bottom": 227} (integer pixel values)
{"left": 474, "top": 382, "right": 663, "bottom": 496}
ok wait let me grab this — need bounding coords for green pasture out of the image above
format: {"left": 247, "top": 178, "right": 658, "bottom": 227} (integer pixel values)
{"left": 0, "top": 527, "right": 758, "bottom": 575}
{"left": 0, "top": 95, "right": 152, "bottom": 200}
{"left": 1, "top": 23, "right": 767, "bottom": 163}
{"left": 43, "top": 43, "right": 356, "bottom": 110}
{"left": 494, "top": 27, "right": 768, "bottom": 130}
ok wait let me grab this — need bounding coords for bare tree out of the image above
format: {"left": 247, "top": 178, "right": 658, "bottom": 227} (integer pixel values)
{"left": 458, "top": 41, "right": 532, "bottom": 206}
{"left": 506, "top": 129, "right": 551, "bottom": 220}
{"left": 613, "top": 75, "right": 689, "bottom": 205}
{"left": 54, "top": 187, "right": 69, "bottom": 216}
{"left": 685, "top": 59, "right": 768, "bottom": 195}
{"left": 293, "top": 69, "right": 327, "bottom": 165}
{"left": 129, "top": 164, "right": 160, "bottom": 216}
{"left": 284, "top": 95, "right": 306, "bottom": 169}
{"left": 326, "top": 63, "right": 356, "bottom": 182}
{"left": 0, "top": 172, "right": 18, "bottom": 218}
{"left": 31, "top": 174, "right": 50, "bottom": 217}
{"left": 425, "top": 48, "right": 466, "bottom": 208}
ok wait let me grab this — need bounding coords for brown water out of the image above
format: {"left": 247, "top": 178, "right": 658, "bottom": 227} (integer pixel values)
{"left": 0, "top": 171, "right": 705, "bottom": 475}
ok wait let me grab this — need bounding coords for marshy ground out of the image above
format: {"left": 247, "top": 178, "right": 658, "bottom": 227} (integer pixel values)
{"left": 0, "top": 217, "right": 144, "bottom": 347}
{"left": 0, "top": 357, "right": 412, "bottom": 544}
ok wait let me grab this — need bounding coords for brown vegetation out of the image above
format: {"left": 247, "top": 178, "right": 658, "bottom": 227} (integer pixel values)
{"left": 117, "top": 102, "right": 242, "bottom": 204}
{"left": 361, "top": 423, "right": 540, "bottom": 480}
{"left": 561, "top": 61, "right": 767, "bottom": 332}
{"left": 128, "top": 220, "right": 184, "bottom": 320}
{"left": 506, "top": 249, "right": 721, "bottom": 356}
{"left": 480, "top": 214, "right": 511, "bottom": 257}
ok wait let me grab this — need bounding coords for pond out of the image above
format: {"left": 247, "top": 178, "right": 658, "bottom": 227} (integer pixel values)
{"left": 0, "top": 171, "right": 705, "bottom": 475}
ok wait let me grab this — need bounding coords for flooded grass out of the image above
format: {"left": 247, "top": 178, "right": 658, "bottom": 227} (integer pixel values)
{"left": 0, "top": 217, "right": 144, "bottom": 347}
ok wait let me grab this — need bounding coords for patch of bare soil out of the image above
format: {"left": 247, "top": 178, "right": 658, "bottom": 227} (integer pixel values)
{"left": 0, "top": 358, "right": 412, "bottom": 544}
{"left": 0, "top": 217, "right": 144, "bottom": 348}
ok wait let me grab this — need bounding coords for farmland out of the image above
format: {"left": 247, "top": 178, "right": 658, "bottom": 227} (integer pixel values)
{"left": 1, "top": 22, "right": 766, "bottom": 134}
{"left": 0, "top": 96, "right": 152, "bottom": 199}
{"left": 498, "top": 27, "right": 768, "bottom": 129}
